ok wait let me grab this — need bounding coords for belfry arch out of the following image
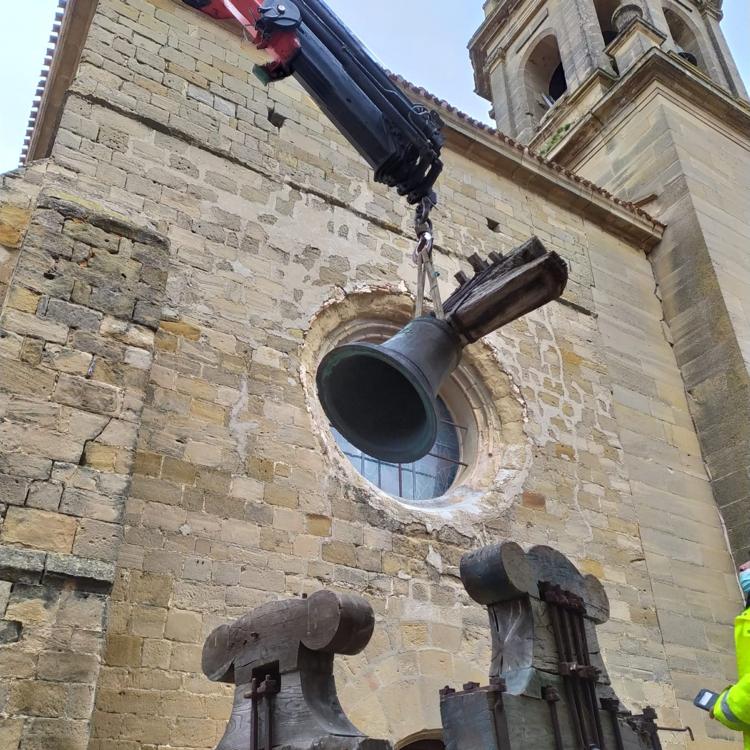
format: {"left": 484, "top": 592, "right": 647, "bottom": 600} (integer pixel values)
{"left": 593, "top": 0, "right": 621, "bottom": 44}
{"left": 524, "top": 34, "right": 568, "bottom": 122}
{"left": 663, "top": 5, "right": 707, "bottom": 71}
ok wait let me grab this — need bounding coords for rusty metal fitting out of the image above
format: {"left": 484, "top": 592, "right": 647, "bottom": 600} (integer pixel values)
{"left": 258, "top": 675, "right": 280, "bottom": 696}
{"left": 244, "top": 677, "right": 259, "bottom": 700}
{"left": 489, "top": 675, "right": 507, "bottom": 692}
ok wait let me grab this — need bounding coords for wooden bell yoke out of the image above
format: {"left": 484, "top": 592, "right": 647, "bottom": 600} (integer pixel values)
{"left": 202, "top": 547, "right": 683, "bottom": 750}
{"left": 202, "top": 590, "right": 389, "bottom": 750}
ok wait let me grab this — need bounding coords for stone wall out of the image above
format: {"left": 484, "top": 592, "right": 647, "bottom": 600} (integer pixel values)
{"left": 563, "top": 75, "right": 750, "bottom": 562}
{"left": 0, "top": 166, "right": 47, "bottom": 309}
{"left": 0, "top": 0, "right": 743, "bottom": 749}
{"left": 0, "top": 182, "right": 169, "bottom": 749}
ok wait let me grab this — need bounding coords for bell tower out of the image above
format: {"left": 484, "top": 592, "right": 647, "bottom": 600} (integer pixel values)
{"left": 470, "top": 0, "right": 747, "bottom": 144}
{"left": 471, "top": 0, "right": 750, "bottom": 565}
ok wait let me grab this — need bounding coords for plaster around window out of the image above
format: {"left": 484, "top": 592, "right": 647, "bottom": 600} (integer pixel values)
{"left": 300, "top": 288, "right": 531, "bottom": 526}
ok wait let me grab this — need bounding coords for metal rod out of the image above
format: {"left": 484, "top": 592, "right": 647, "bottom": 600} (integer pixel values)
{"left": 642, "top": 708, "right": 663, "bottom": 750}
{"left": 562, "top": 608, "right": 604, "bottom": 750}
{"left": 249, "top": 678, "right": 259, "bottom": 750}
{"left": 440, "top": 418, "right": 469, "bottom": 431}
{"left": 424, "top": 451, "right": 469, "bottom": 468}
{"left": 263, "top": 681, "right": 272, "bottom": 750}
{"left": 423, "top": 254, "right": 445, "bottom": 319}
{"left": 415, "top": 254, "right": 426, "bottom": 318}
{"left": 574, "top": 616, "right": 606, "bottom": 750}
{"left": 602, "top": 700, "right": 625, "bottom": 750}
{"left": 566, "top": 608, "right": 605, "bottom": 749}
{"left": 548, "top": 603, "right": 586, "bottom": 748}
{"left": 544, "top": 687, "right": 565, "bottom": 750}
{"left": 559, "top": 607, "right": 592, "bottom": 748}
{"left": 560, "top": 620, "right": 597, "bottom": 748}
{"left": 588, "top": 682, "right": 606, "bottom": 749}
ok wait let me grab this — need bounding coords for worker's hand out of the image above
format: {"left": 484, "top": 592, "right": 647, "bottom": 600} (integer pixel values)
{"left": 740, "top": 560, "right": 750, "bottom": 572}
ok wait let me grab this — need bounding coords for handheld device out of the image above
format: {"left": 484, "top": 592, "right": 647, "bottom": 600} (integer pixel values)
{"left": 693, "top": 689, "right": 719, "bottom": 712}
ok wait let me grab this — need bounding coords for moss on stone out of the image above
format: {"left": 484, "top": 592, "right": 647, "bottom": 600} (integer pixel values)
{"left": 539, "top": 122, "right": 573, "bottom": 156}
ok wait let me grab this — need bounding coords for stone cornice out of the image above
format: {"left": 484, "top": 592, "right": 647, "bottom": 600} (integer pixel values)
{"left": 24, "top": 0, "right": 98, "bottom": 166}
{"left": 393, "top": 77, "right": 664, "bottom": 249}
{"left": 469, "top": 0, "right": 536, "bottom": 101}
{"left": 547, "top": 47, "right": 750, "bottom": 168}
{"left": 440, "top": 107, "right": 665, "bottom": 250}
{"left": 0, "top": 544, "right": 115, "bottom": 592}
{"left": 29, "top": 0, "right": 663, "bottom": 252}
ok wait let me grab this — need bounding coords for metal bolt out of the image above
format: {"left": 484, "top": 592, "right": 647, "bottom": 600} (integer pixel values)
{"left": 278, "top": 3, "right": 286, "bottom": 12}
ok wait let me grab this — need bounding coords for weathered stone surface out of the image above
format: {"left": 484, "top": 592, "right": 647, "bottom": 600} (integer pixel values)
{"left": 0, "top": 545, "right": 46, "bottom": 581}
{"left": 0, "top": 718, "right": 24, "bottom": 749}
{"left": 53, "top": 374, "right": 120, "bottom": 415}
{"left": 45, "top": 552, "right": 115, "bottom": 584}
{"left": 0, "top": 619, "right": 23, "bottom": 644}
{"left": 0, "top": 473, "right": 29, "bottom": 505}
{"left": 0, "top": 358, "right": 56, "bottom": 399}
{"left": 1, "top": 508, "right": 78, "bottom": 554}
{"left": 36, "top": 651, "right": 99, "bottom": 683}
{"left": 6, "top": 285, "right": 41, "bottom": 313}
{"left": 41, "top": 344, "right": 93, "bottom": 375}
{"left": 45, "top": 298, "right": 103, "bottom": 331}
{"left": 0, "top": 1, "right": 745, "bottom": 749}
{"left": 1, "top": 308, "right": 69, "bottom": 344}
{"left": 0, "top": 204, "right": 32, "bottom": 248}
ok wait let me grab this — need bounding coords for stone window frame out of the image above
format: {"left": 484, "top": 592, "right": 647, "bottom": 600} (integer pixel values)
{"left": 301, "top": 289, "right": 530, "bottom": 518}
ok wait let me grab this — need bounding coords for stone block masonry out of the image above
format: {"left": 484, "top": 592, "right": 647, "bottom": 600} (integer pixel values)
{"left": 561, "top": 78, "right": 750, "bottom": 562}
{"left": 0, "top": 184, "right": 169, "bottom": 750}
{"left": 0, "top": 164, "right": 49, "bottom": 312}
{"left": 0, "top": 0, "right": 743, "bottom": 748}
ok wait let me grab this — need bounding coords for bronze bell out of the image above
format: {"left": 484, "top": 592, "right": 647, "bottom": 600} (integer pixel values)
{"left": 316, "top": 317, "right": 464, "bottom": 464}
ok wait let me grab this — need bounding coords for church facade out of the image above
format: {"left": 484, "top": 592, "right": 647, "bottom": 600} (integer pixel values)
{"left": 0, "top": 0, "right": 748, "bottom": 748}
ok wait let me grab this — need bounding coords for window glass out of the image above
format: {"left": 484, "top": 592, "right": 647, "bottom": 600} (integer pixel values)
{"left": 333, "top": 397, "right": 463, "bottom": 501}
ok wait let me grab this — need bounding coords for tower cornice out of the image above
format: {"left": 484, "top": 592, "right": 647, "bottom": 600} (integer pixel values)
{"left": 469, "top": 0, "right": 536, "bottom": 100}
{"left": 537, "top": 46, "right": 750, "bottom": 167}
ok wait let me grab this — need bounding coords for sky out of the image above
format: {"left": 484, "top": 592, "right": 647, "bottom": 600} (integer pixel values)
{"left": 0, "top": 0, "right": 748, "bottom": 174}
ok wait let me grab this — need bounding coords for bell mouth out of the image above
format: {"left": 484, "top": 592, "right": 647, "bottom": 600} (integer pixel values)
{"left": 316, "top": 343, "right": 438, "bottom": 464}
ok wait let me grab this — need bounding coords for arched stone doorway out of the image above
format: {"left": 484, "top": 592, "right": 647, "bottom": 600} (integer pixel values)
{"left": 396, "top": 730, "right": 445, "bottom": 750}
{"left": 400, "top": 740, "right": 445, "bottom": 750}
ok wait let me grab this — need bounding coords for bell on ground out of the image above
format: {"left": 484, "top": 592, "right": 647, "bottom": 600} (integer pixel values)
{"left": 316, "top": 317, "right": 464, "bottom": 464}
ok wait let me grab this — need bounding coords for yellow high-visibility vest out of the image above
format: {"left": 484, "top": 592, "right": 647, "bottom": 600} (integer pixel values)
{"left": 714, "top": 608, "right": 750, "bottom": 750}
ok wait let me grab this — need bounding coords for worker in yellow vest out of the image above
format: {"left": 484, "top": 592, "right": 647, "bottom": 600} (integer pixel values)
{"left": 712, "top": 560, "right": 750, "bottom": 749}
